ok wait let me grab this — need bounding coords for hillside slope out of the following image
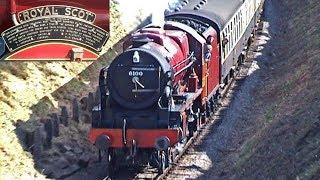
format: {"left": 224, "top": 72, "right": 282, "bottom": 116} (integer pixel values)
{"left": 235, "top": 0, "right": 320, "bottom": 178}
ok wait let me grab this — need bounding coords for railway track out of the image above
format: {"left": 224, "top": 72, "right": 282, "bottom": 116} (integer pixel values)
{"left": 109, "top": 50, "right": 255, "bottom": 180}
{"left": 158, "top": 70, "right": 246, "bottom": 180}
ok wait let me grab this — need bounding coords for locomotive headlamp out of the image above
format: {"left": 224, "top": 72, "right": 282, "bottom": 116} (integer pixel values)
{"left": 166, "top": 71, "right": 172, "bottom": 78}
{"left": 155, "top": 136, "right": 170, "bottom": 151}
{"left": 165, "top": 86, "right": 171, "bottom": 97}
{"left": 133, "top": 51, "right": 140, "bottom": 63}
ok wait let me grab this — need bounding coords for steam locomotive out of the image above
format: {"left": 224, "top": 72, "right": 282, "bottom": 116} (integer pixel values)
{"left": 89, "top": 0, "right": 264, "bottom": 174}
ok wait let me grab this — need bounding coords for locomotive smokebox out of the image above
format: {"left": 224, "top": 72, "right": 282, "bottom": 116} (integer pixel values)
{"left": 107, "top": 48, "right": 171, "bottom": 110}
{"left": 107, "top": 27, "right": 190, "bottom": 110}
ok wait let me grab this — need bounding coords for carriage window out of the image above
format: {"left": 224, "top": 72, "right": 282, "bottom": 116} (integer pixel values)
{"left": 239, "top": 12, "right": 241, "bottom": 34}
{"left": 240, "top": 17, "right": 243, "bottom": 33}
{"left": 228, "top": 35, "right": 231, "bottom": 52}
{"left": 235, "top": 27, "right": 237, "bottom": 43}
{"left": 230, "top": 35, "right": 232, "bottom": 53}
{"left": 230, "top": 22, "right": 233, "bottom": 46}
{"left": 234, "top": 18, "right": 236, "bottom": 43}
{"left": 226, "top": 35, "right": 229, "bottom": 54}
{"left": 238, "top": 23, "right": 240, "bottom": 38}
{"left": 236, "top": 26, "right": 238, "bottom": 40}
{"left": 237, "top": 22, "right": 240, "bottom": 38}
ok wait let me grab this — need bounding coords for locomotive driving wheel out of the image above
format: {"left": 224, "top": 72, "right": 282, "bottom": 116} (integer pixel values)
{"left": 150, "top": 149, "right": 170, "bottom": 174}
{"left": 99, "top": 148, "right": 117, "bottom": 178}
{"left": 188, "top": 108, "right": 200, "bottom": 139}
{"left": 157, "top": 150, "right": 169, "bottom": 174}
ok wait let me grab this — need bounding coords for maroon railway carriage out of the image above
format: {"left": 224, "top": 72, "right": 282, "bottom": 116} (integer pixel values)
{"left": 89, "top": 0, "right": 264, "bottom": 175}
{"left": 0, "top": 0, "right": 109, "bottom": 60}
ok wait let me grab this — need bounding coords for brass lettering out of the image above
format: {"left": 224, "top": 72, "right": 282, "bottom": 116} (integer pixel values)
{"left": 51, "top": 7, "right": 58, "bottom": 15}
{"left": 71, "top": 9, "right": 78, "bottom": 17}
{"left": 43, "top": 7, "right": 51, "bottom": 16}
{"left": 78, "top": 10, "right": 85, "bottom": 19}
{"left": 85, "top": 12, "right": 90, "bottom": 21}
{"left": 22, "top": 11, "right": 30, "bottom": 21}
{"left": 18, "top": 6, "right": 96, "bottom": 23}
{"left": 65, "top": 7, "right": 71, "bottom": 16}
{"left": 85, "top": 12, "right": 94, "bottom": 21}
{"left": 36, "top": 7, "right": 44, "bottom": 16}
{"left": 30, "top": 9, "right": 37, "bottom": 18}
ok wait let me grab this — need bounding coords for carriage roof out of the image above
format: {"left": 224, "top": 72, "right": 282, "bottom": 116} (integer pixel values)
{"left": 167, "top": 0, "right": 243, "bottom": 30}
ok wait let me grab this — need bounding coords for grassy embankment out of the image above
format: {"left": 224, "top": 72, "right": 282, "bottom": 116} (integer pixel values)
{"left": 235, "top": 0, "right": 320, "bottom": 178}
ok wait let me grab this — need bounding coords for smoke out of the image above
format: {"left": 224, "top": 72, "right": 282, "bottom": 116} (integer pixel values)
{"left": 150, "top": 0, "right": 180, "bottom": 27}
{"left": 115, "top": 0, "right": 180, "bottom": 28}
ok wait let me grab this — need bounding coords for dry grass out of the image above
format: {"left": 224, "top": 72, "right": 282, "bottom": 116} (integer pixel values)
{"left": 1, "top": 63, "right": 30, "bottom": 80}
